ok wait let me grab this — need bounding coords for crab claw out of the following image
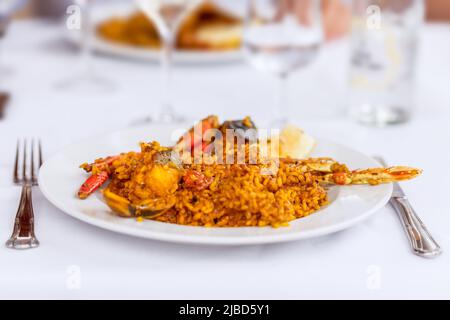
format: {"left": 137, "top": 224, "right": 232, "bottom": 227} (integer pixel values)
{"left": 80, "top": 155, "right": 120, "bottom": 173}
{"left": 175, "top": 115, "right": 220, "bottom": 153}
{"left": 103, "top": 189, "right": 175, "bottom": 219}
{"left": 78, "top": 171, "right": 110, "bottom": 199}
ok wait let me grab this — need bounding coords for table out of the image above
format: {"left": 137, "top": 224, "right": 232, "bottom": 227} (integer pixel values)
{"left": 1, "top": 20, "right": 449, "bottom": 299}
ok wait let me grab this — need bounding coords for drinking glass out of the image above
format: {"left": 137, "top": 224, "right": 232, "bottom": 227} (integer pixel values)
{"left": 0, "top": 0, "right": 28, "bottom": 76}
{"left": 55, "top": 0, "right": 115, "bottom": 93}
{"left": 136, "top": 0, "right": 201, "bottom": 123}
{"left": 348, "top": 0, "right": 425, "bottom": 126}
{"left": 243, "top": 0, "right": 323, "bottom": 127}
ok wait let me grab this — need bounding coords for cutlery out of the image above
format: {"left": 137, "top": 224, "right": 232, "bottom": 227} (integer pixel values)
{"left": 6, "top": 140, "right": 43, "bottom": 249}
{"left": 0, "top": 92, "right": 9, "bottom": 119}
{"left": 374, "top": 156, "right": 442, "bottom": 258}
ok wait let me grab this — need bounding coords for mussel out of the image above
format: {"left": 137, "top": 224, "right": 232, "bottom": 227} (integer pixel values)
{"left": 220, "top": 116, "right": 258, "bottom": 141}
{"left": 103, "top": 189, "right": 175, "bottom": 219}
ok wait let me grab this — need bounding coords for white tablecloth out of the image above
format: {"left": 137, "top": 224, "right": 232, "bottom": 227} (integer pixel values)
{"left": 0, "top": 20, "right": 449, "bottom": 300}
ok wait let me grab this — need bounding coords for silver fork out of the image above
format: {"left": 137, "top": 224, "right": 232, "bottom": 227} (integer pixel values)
{"left": 6, "top": 139, "right": 43, "bottom": 250}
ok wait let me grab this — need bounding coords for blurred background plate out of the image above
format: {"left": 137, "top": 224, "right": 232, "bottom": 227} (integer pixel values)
{"left": 65, "top": 0, "right": 243, "bottom": 64}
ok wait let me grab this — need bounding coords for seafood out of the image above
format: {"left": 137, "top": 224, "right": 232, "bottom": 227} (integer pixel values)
{"left": 175, "top": 115, "right": 220, "bottom": 153}
{"left": 78, "top": 115, "right": 257, "bottom": 199}
{"left": 318, "top": 166, "right": 422, "bottom": 186}
{"left": 78, "top": 171, "right": 109, "bottom": 200}
{"left": 280, "top": 158, "right": 422, "bottom": 185}
{"left": 103, "top": 188, "right": 176, "bottom": 219}
{"left": 77, "top": 116, "right": 422, "bottom": 227}
{"left": 78, "top": 155, "right": 122, "bottom": 199}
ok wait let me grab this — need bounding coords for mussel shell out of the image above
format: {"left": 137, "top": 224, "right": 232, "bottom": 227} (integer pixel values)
{"left": 222, "top": 119, "right": 256, "bottom": 131}
{"left": 103, "top": 189, "right": 175, "bottom": 219}
{"left": 131, "top": 197, "right": 176, "bottom": 219}
{"left": 221, "top": 119, "right": 258, "bottom": 141}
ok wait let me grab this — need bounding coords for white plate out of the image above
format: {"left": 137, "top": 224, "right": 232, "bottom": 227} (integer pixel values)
{"left": 65, "top": 2, "right": 242, "bottom": 64}
{"left": 39, "top": 125, "right": 392, "bottom": 246}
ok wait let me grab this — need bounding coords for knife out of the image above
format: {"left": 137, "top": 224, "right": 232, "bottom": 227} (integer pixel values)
{"left": 374, "top": 156, "right": 442, "bottom": 258}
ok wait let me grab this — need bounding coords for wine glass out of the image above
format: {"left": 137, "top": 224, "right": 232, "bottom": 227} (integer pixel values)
{"left": 0, "top": 0, "right": 28, "bottom": 76}
{"left": 55, "top": 0, "right": 115, "bottom": 93}
{"left": 243, "top": 0, "right": 323, "bottom": 127}
{"left": 136, "top": 0, "right": 201, "bottom": 123}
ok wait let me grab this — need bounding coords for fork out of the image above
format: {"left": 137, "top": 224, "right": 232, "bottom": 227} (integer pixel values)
{"left": 5, "top": 140, "right": 43, "bottom": 250}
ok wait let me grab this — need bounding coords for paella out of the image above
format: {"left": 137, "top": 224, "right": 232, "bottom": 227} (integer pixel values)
{"left": 77, "top": 116, "right": 421, "bottom": 228}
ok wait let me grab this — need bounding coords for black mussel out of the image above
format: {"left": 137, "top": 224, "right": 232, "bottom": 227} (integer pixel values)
{"left": 221, "top": 117, "right": 258, "bottom": 141}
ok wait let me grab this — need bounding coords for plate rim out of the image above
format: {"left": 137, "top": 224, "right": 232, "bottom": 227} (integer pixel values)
{"left": 38, "top": 127, "right": 393, "bottom": 246}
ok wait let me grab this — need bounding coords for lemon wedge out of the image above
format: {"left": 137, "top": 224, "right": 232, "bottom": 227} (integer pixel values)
{"left": 279, "top": 125, "right": 316, "bottom": 159}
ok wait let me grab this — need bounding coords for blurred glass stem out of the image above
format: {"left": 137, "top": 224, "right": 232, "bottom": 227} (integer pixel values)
{"left": 160, "top": 32, "right": 179, "bottom": 123}
{"left": 0, "top": 18, "right": 11, "bottom": 75}
{"left": 275, "top": 74, "right": 288, "bottom": 127}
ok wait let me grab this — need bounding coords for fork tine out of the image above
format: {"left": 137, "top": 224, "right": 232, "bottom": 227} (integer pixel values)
{"left": 13, "top": 140, "right": 20, "bottom": 184}
{"left": 31, "top": 139, "right": 36, "bottom": 185}
{"left": 38, "top": 140, "right": 43, "bottom": 168}
{"left": 23, "top": 139, "right": 28, "bottom": 183}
